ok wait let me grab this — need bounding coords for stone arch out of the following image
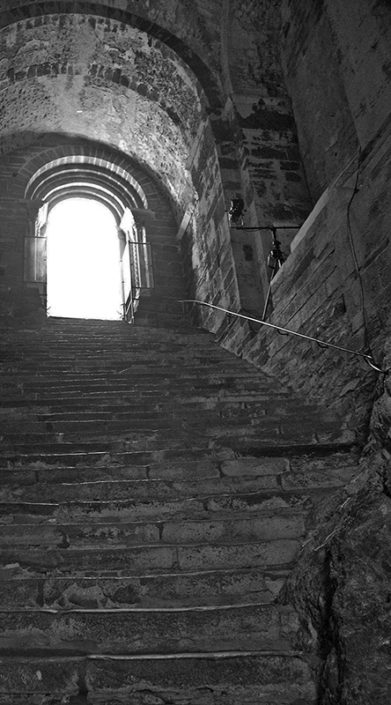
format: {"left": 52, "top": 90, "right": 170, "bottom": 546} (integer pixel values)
{"left": 0, "top": 135, "right": 187, "bottom": 323}
{"left": 10, "top": 136, "right": 151, "bottom": 208}
{"left": 20, "top": 141, "right": 157, "bottom": 319}
{"left": 0, "top": 1, "right": 224, "bottom": 113}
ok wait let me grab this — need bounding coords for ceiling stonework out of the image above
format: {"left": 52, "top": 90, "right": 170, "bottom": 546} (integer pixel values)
{"left": 0, "top": 0, "right": 224, "bottom": 72}
{"left": 0, "top": 14, "right": 203, "bottom": 137}
{"left": 0, "top": 13, "right": 209, "bottom": 208}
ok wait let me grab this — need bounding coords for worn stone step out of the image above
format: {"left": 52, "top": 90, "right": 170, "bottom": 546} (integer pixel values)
{"left": 0, "top": 567, "right": 288, "bottom": 609}
{"left": 0, "top": 467, "right": 354, "bottom": 503}
{"left": 0, "top": 653, "right": 316, "bottom": 704}
{"left": 0, "top": 446, "right": 212, "bottom": 468}
{"left": 0, "top": 603, "right": 300, "bottom": 655}
{"left": 0, "top": 511, "right": 305, "bottom": 548}
{"left": 0, "top": 388, "right": 294, "bottom": 406}
{"left": 0, "top": 486, "right": 338, "bottom": 524}
{"left": 1, "top": 351, "right": 253, "bottom": 367}
{"left": 1, "top": 420, "right": 335, "bottom": 449}
{"left": 0, "top": 413, "right": 293, "bottom": 439}
{"left": 0, "top": 475, "right": 281, "bottom": 503}
{"left": 0, "top": 343, "right": 238, "bottom": 356}
{"left": 0, "top": 393, "right": 293, "bottom": 414}
{"left": 0, "top": 458, "right": 221, "bottom": 485}
{"left": 2, "top": 359, "right": 254, "bottom": 371}
{"left": 0, "top": 394, "right": 295, "bottom": 416}
{"left": 0, "top": 434, "right": 200, "bottom": 455}
{"left": 0, "top": 437, "right": 354, "bottom": 470}
{"left": 0, "top": 419, "right": 177, "bottom": 437}
{"left": 0, "top": 386, "right": 277, "bottom": 402}
{"left": 0, "top": 351, "right": 262, "bottom": 365}
{"left": 0, "top": 348, "right": 224, "bottom": 360}
{"left": 0, "top": 539, "right": 300, "bottom": 574}
{"left": 0, "top": 452, "right": 357, "bottom": 487}
{"left": 0, "top": 370, "right": 273, "bottom": 385}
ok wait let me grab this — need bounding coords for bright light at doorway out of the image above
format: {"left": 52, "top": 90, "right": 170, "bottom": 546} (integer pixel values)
{"left": 47, "top": 198, "right": 123, "bottom": 320}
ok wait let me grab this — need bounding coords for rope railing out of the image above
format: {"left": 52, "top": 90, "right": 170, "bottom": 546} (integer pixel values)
{"left": 180, "top": 299, "right": 387, "bottom": 374}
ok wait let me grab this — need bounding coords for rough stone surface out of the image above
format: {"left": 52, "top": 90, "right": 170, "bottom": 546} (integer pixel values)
{"left": 228, "top": 116, "right": 391, "bottom": 441}
{"left": 281, "top": 343, "right": 391, "bottom": 704}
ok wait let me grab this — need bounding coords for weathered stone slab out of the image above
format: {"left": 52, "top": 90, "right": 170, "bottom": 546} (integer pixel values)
{"left": 86, "top": 654, "right": 315, "bottom": 698}
{"left": 281, "top": 465, "right": 357, "bottom": 490}
{"left": 161, "top": 514, "right": 304, "bottom": 544}
{"left": 0, "top": 475, "right": 280, "bottom": 503}
{"left": 0, "top": 568, "right": 287, "bottom": 610}
{"left": 0, "top": 545, "right": 177, "bottom": 575}
{"left": 0, "top": 656, "right": 80, "bottom": 696}
{"left": 0, "top": 654, "right": 316, "bottom": 703}
{"left": 0, "top": 604, "right": 299, "bottom": 654}
{"left": 178, "top": 540, "right": 300, "bottom": 571}
{"left": 221, "top": 457, "right": 289, "bottom": 477}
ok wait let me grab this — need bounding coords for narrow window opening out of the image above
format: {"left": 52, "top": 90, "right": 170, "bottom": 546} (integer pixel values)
{"left": 46, "top": 198, "right": 123, "bottom": 320}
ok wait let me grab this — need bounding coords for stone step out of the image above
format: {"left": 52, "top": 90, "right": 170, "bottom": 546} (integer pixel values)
{"left": 0, "top": 362, "right": 270, "bottom": 376}
{"left": 0, "top": 603, "right": 300, "bottom": 655}
{"left": 0, "top": 408, "right": 305, "bottom": 432}
{"left": 0, "top": 385, "right": 281, "bottom": 402}
{"left": 0, "top": 419, "right": 315, "bottom": 450}
{"left": 0, "top": 331, "right": 215, "bottom": 347}
{"left": 0, "top": 434, "right": 204, "bottom": 453}
{"left": 2, "top": 354, "right": 247, "bottom": 368}
{"left": 0, "top": 411, "right": 271, "bottom": 436}
{"left": 0, "top": 486, "right": 335, "bottom": 524}
{"left": 0, "top": 567, "right": 288, "bottom": 609}
{"left": 0, "top": 446, "right": 213, "bottom": 468}
{"left": 0, "top": 539, "right": 300, "bottom": 575}
{"left": 0, "top": 338, "right": 230, "bottom": 352}
{"left": 0, "top": 382, "right": 283, "bottom": 398}
{"left": 45, "top": 395, "right": 298, "bottom": 410}
{"left": 0, "top": 348, "right": 257, "bottom": 363}
{"left": 0, "top": 390, "right": 295, "bottom": 409}
{"left": 0, "top": 457, "right": 220, "bottom": 484}
{"left": 0, "top": 418, "right": 336, "bottom": 446}
{"left": 0, "top": 419, "right": 177, "bottom": 436}
{"left": 0, "top": 468, "right": 355, "bottom": 504}
{"left": 0, "top": 512, "right": 305, "bottom": 548}
{"left": 0, "top": 452, "right": 357, "bottom": 486}
{"left": 0, "top": 443, "right": 350, "bottom": 469}
{"left": 0, "top": 434, "right": 354, "bottom": 469}
{"left": 0, "top": 653, "right": 316, "bottom": 704}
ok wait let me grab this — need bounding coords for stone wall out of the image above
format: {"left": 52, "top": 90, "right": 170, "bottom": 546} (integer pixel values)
{"left": 208, "top": 0, "right": 391, "bottom": 440}
{"left": 213, "top": 0, "right": 315, "bottom": 318}
{"left": 282, "top": 341, "right": 391, "bottom": 705}
{"left": 281, "top": 0, "right": 391, "bottom": 200}
{"left": 234, "top": 120, "right": 391, "bottom": 439}
{"left": 228, "top": 0, "right": 313, "bottom": 227}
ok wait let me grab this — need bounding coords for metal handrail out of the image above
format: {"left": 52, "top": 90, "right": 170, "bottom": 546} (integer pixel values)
{"left": 180, "top": 299, "right": 387, "bottom": 374}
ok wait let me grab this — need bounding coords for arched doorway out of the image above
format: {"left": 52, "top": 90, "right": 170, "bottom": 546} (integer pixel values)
{"left": 46, "top": 197, "right": 123, "bottom": 320}
{"left": 22, "top": 152, "right": 156, "bottom": 323}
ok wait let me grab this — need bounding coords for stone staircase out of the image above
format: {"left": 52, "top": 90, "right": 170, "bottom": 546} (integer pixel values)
{"left": 0, "top": 316, "right": 358, "bottom": 704}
